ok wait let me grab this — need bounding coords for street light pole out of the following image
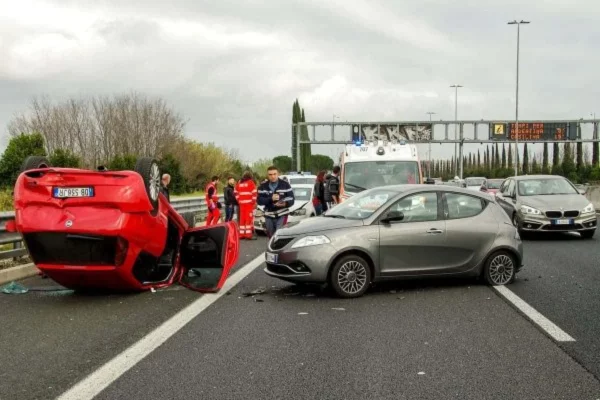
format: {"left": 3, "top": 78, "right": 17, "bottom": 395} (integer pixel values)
{"left": 450, "top": 85, "right": 462, "bottom": 177}
{"left": 508, "top": 19, "right": 530, "bottom": 176}
{"left": 426, "top": 111, "right": 436, "bottom": 177}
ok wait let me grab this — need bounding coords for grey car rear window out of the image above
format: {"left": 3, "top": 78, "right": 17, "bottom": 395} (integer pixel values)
{"left": 445, "top": 193, "right": 485, "bottom": 219}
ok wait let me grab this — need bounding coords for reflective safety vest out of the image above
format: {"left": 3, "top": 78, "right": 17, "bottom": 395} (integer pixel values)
{"left": 234, "top": 179, "right": 257, "bottom": 206}
{"left": 205, "top": 182, "right": 219, "bottom": 205}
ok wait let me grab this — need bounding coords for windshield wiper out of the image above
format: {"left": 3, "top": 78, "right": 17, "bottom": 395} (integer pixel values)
{"left": 323, "top": 214, "right": 346, "bottom": 219}
{"left": 345, "top": 183, "right": 367, "bottom": 192}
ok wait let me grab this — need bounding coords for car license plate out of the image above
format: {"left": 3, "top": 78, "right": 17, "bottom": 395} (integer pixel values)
{"left": 53, "top": 187, "right": 94, "bottom": 198}
{"left": 553, "top": 219, "right": 572, "bottom": 225}
{"left": 265, "top": 252, "right": 278, "bottom": 263}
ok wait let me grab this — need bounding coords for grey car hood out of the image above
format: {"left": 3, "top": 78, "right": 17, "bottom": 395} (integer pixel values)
{"left": 520, "top": 194, "right": 590, "bottom": 211}
{"left": 277, "top": 216, "right": 363, "bottom": 236}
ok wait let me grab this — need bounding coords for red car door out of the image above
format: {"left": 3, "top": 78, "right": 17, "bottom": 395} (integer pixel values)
{"left": 177, "top": 221, "right": 240, "bottom": 292}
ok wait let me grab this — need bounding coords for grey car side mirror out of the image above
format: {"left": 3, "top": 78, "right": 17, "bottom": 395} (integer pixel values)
{"left": 381, "top": 210, "right": 404, "bottom": 224}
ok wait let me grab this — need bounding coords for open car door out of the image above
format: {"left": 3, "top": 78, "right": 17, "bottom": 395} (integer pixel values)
{"left": 177, "top": 221, "right": 240, "bottom": 292}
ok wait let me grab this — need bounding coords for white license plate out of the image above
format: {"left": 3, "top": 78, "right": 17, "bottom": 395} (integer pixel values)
{"left": 53, "top": 187, "right": 94, "bottom": 198}
{"left": 554, "top": 219, "right": 571, "bottom": 225}
{"left": 265, "top": 252, "right": 278, "bottom": 263}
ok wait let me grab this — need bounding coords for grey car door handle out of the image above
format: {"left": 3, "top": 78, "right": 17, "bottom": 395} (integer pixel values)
{"left": 426, "top": 228, "right": 444, "bottom": 234}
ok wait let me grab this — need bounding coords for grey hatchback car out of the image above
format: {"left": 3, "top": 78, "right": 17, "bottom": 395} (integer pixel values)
{"left": 264, "top": 185, "right": 523, "bottom": 298}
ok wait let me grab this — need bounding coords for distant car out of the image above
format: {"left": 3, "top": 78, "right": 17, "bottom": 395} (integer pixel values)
{"left": 264, "top": 185, "right": 523, "bottom": 298}
{"left": 465, "top": 177, "right": 486, "bottom": 191}
{"left": 255, "top": 184, "right": 316, "bottom": 233}
{"left": 495, "top": 175, "right": 596, "bottom": 238}
{"left": 5, "top": 156, "right": 239, "bottom": 292}
{"left": 481, "top": 179, "right": 504, "bottom": 195}
{"left": 280, "top": 173, "right": 317, "bottom": 185}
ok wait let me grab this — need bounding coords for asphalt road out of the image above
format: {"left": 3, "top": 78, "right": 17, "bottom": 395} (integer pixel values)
{"left": 0, "top": 239, "right": 266, "bottom": 400}
{"left": 3, "top": 231, "right": 600, "bottom": 399}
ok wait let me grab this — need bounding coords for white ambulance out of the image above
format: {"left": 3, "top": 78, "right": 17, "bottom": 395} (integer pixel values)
{"left": 338, "top": 139, "right": 423, "bottom": 201}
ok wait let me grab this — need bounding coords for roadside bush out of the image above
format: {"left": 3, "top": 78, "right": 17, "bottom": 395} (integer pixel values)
{"left": 0, "top": 190, "right": 13, "bottom": 211}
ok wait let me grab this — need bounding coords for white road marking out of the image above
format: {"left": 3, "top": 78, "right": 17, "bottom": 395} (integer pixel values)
{"left": 56, "top": 252, "right": 266, "bottom": 400}
{"left": 493, "top": 285, "right": 576, "bottom": 342}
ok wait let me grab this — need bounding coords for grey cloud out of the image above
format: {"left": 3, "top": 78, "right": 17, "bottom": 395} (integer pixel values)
{"left": 0, "top": 0, "right": 599, "bottom": 162}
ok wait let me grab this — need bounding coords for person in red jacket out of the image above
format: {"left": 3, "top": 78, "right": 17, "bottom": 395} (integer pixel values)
{"left": 205, "top": 175, "right": 221, "bottom": 226}
{"left": 234, "top": 171, "right": 258, "bottom": 240}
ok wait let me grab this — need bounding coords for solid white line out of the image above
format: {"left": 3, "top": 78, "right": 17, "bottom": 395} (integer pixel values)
{"left": 56, "top": 252, "right": 266, "bottom": 400}
{"left": 493, "top": 285, "right": 575, "bottom": 342}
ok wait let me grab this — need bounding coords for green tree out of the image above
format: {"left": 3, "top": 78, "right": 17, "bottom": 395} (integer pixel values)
{"left": 501, "top": 144, "right": 506, "bottom": 169}
{"left": 0, "top": 132, "right": 47, "bottom": 188}
{"left": 251, "top": 158, "right": 273, "bottom": 181}
{"left": 49, "top": 148, "right": 81, "bottom": 168}
{"left": 485, "top": 146, "right": 490, "bottom": 171}
{"left": 292, "top": 99, "right": 312, "bottom": 171}
{"left": 508, "top": 144, "right": 513, "bottom": 170}
{"left": 273, "top": 155, "right": 292, "bottom": 173}
{"left": 562, "top": 142, "right": 577, "bottom": 181}
{"left": 310, "top": 154, "right": 334, "bottom": 173}
{"left": 108, "top": 154, "right": 137, "bottom": 171}
{"left": 593, "top": 140, "right": 599, "bottom": 168}
{"left": 522, "top": 143, "right": 529, "bottom": 174}
{"left": 477, "top": 150, "right": 481, "bottom": 168}
{"left": 551, "top": 143, "right": 561, "bottom": 175}
{"left": 576, "top": 141, "right": 583, "bottom": 172}
{"left": 542, "top": 142, "right": 550, "bottom": 174}
{"left": 494, "top": 143, "right": 500, "bottom": 169}
{"left": 159, "top": 154, "right": 187, "bottom": 194}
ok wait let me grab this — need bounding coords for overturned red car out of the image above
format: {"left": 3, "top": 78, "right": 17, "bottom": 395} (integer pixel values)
{"left": 5, "top": 156, "right": 239, "bottom": 292}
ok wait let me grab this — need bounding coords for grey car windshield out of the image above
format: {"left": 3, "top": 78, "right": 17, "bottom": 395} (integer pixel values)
{"left": 292, "top": 187, "right": 312, "bottom": 201}
{"left": 324, "top": 188, "right": 399, "bottom": 220}
{"left": 466, "top": 178, "right": 485, "bottom": 186}
{"left": 518, "top": 178, "right": 578, "bottom": 196}
{"left": 343, "top": 161, "right": 420, "bottom": 192}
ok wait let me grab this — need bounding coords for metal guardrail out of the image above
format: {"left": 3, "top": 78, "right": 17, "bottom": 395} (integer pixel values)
{"left": 0, "top": 196, "right": 221, "bottom": 262}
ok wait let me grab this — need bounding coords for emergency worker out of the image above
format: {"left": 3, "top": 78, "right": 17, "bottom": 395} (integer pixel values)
{"left": 257, "top": 166, "right": 295, "bottom": 238}
{"left": 234, "top": 171, "right": 258, "bottom": 240}
{"left": 205, "top": 175, "right": 221, "bottom": 226}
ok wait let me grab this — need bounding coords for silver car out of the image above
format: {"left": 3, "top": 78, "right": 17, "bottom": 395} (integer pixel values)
{"left": 264, "top": 185, "right": 523, "bottom": 298}
{"left": 495, "top": 175, "right": 597, "bottom": 239}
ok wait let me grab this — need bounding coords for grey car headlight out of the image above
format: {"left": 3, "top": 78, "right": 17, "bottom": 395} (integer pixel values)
{"left": 520, "top": 205, "right": 541, "bottom": 215}
{"left": 291, "top": 235, "right": 330, "bottom": 249}
{"left": 581, "top": 202, "right": 595, "bottom": 215}
{"left": 291, "top": 209, "right": 307, "bottom": 216}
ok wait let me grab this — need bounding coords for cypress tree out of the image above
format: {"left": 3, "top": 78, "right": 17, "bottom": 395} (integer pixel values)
{"left": 494, "top": 143, "right": 500, "bottom": 169}
{"left": 576, "top": 141, "right": 583, "bottom": 171}
{"left": 542, "top": 142, "right": 549, "bottom": 174}
{"left": 501, "top": 143, "right": 506, "bottom": 169}
{"left": 522, "top": 143, "right": 529, "bottom": 174}
{"left": 508, "top": 144, "right": 513, "bottom": 169}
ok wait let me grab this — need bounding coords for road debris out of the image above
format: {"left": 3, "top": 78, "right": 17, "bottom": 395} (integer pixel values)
{"left": 331, "top": 307, "right": 345, "bottom": 311}
{"left": 242, "top": 287, "right": 266, "bottom": 297}
{"left": 1, "top": 281, "right": 29, "bottom": 294}
{"left": 298, "top": 312, "right": 308, "bottom": 315}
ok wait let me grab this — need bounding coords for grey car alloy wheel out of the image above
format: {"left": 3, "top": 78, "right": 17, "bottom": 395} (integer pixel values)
{"left": 330, "top": 255, "right": 372, "bottom": 298}
{"left": 484, "top": 252, "right": 515, "bottom": 285}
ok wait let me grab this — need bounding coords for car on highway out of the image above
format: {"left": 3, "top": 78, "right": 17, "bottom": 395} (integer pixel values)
{"left": 465, "top": 177, "right": 486, "bottom": 191}
{"left": 481, "top": 178, "right": 504, "bottom": 195}
{"left": 5, "top": 156, "right": 239, "bottom": 292}
{"left": 495, "top": 174, "right": 596, "bottom": 238}
{"left": 254, "top": 184, "right": 316, "bottom": 233}
{"left": 264, "top": 185, "right": 523, "bottom": 298}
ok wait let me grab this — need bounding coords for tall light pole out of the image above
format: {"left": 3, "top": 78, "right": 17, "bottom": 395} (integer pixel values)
{"left": 450, "top": 85, "right": 462, "bottom": 177}
{"left": 426, "top": 111, "right": 436, "bottom": 177}
{"left": 508, "top": 19, "right": 530, "bottom": 176}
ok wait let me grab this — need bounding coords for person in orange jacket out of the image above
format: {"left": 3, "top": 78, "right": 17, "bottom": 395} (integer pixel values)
{"left": 234, "top": 171, "right": 258, "bottom": 240}
{"left": 205, "top": 175, "right": 221, "bottom": 226}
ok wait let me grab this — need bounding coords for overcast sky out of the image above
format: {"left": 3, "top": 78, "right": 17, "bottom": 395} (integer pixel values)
{"left": 1, "top": 0, "right": 599, "bottom": 165}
